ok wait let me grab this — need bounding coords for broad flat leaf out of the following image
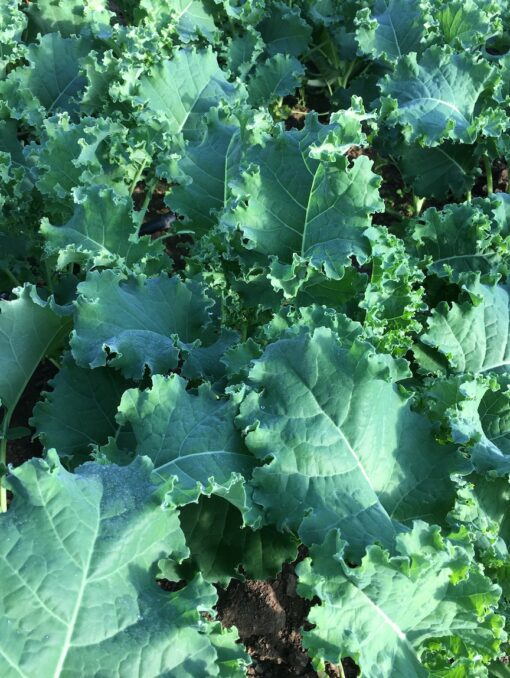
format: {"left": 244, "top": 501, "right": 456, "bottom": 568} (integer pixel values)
{"left": 25, "top": 0, "right": 112, "bottom": 38}
{"left": 138, "top": 0, "right": 218, "bottom": 42}
{"left": 0, "top": 452, "right": 248, "bottom": 676}
{"left": 115, "top": 374, "right": 255, "bottom": 505}
{"left": 355, "top": 0, "right": 426, "bottom": 62}
{"left": 31, "top": 356, "right": 133, "bottom": 462}
{"left": 41, "top": 185, "right": 163, "bottom": 270}
{"left": 180, "top": 328, "right": 240, "bottom": 383}
{"left": 268, "top": 256, "right": 367, "bottom": 311}
{"left": 166, "top": 110, "right": 242, "bottom": 237}
{"left": 0, "top": 286, "right": 70, "bottom": 418}
{"left": 136, "top": 48, "right": 240, "bottom": 140}
{"left": 488, "top": 661, "right": 510, "bottom": 678}
{"left": 219, "top": 0, "right": 266, "bottom": 24}
{"left": 394, "top": 141, "right": 480, "bottom": 200}
{"left": 257, "top": 1, "right": 312, "bottom": 57}
{"left": 71, "top": 271, "right": 214, "bottom": 379}
{"left": 431, "top": 0, "right": 501, "bottom": 49}
{"left": 238, "top": 328, "right": 465, "bottom": 557}
{"left": 297, "top": 522, "right": 504, "bottom": 677}
{"left": 247, "top": 54, "right": 305, "bottom": 106}
{"left": 161, "top": 494, "right": 298, "bottom": 584}
{"left": 225, "top": 112, "right": 383, "bottom": 278}
{"left": 420, "top": 283, "right": 510, "bottom": 375}
{"left": 380, "top": 46, "right": 502, "bottom": 145}
{"left": 1, "top": 33, "right": 89, "bottom": 123}
{"left": 425, "top": 376, "right": 510, "bottom": 476}
{"left": 257, "top": 305, "right": 363, "bottom": 346}
{"left": 224, "top": 29, "right": 264, "bottom": 78}
{"left": 409, "top": 200, "right": 507, "bottom": 283}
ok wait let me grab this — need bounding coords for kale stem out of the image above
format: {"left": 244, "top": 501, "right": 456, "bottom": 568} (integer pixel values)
{"left": 483, "top": 154, "right": 494, "bottom": 194}
{"left": 240, "top": 319, "right": 248, "bottom": 342}
{"left": 384, "top": 206, "right": 404, "bottom": 220}
{"left": 466, "top": 189, "right": 472, "bottom": 203}
{"left": 136, "top": 177, "right": 158, "bottom": 227}
{"left": 1, "top": 268, "right": 21, "bottom": 288}
{"left": 338, "top": 661, "right": 346, "bottom": 678}
{"left": 339, "top": 59, "right": 356, "bottom": 89}
{"left": 129, "top": 159, "right": 148, "bottom": 196}
{"left": 413, "top": 194, "right": 426, "bottom": 216}
{"left": 44, "top": 258, "right": 54, "bottom": 295}
{"left": 0, "top": 414, "right": 11, "bottom": 513}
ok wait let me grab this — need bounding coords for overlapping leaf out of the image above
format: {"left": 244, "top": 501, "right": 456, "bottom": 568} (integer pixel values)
{"left": 41, "top": 185, "right": 164, "bottom": 271}
{"left": 0, "top": 286, "right": 70, "bottom": 422}
{"left": 424, "top": 375, "right": 510, "bottom": 476}
{"left": 165, "top": 110, "right": 243, "bottom": 237}
{"left": 257, "top": 2, "right": 312, "bottom": 57}
{"left": 0, "top": 33, "right": 89, "bottom": 126}
{"left": 238, "top": 327, "right": 466, "bottom": 557}
{"left": 380, "top": 46, "right": 503, "bottom": 145}
{"left": 114, "top": 374, "right": 255, "bottom": 505}
{"left": 136, "top": 48, "right": 241, "bottom": 140}
{"left": 297, "top": 523, "right": 504, "bottom": 677}
{"left": 247, "top": 54, "right": 305, "bottom": 106}
{"left": 0, "top": 452, "right": 248, "bottom": 676}
{"left": 419, "top": 283, "right": 510, "bottom": 375}
{"left": 161, "top": 494, "right": 298, "bottom": 584}
{"left": 71, "top": 271, "right": 215, "bottom": 379}
{"left": 224, "top": 111, "right": 383, "bottom": 277}
{"left": 409, "top": 200, "right": 509, "bottom": 283}
{"left": 31, "top": 356, "right": 133, "bottom": 462}
{"left": 355, "top": 0, "right": 427, "bottom": 62}
{"left": 138, "top": 0, "right": 218, "bottom": 42}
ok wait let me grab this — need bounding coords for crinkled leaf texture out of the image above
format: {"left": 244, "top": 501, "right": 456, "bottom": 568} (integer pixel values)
{"left": 238, "top": 327, "right": 466, "bottom": 558}
{"left": 136, "top": 48, "right": 241, "bottom": 140}
{"left": 161, "top": 494, "right": 298, "bottom": 585}
{"left": 380, "top": 46, "right": 502, "bottom": 145}
{"left": 31, "top": 355, "right": 133, "bottom": 462}
{"left": 138, "top": 0, "right": 218, "bottom": 42}
{"left": 225, "top": 112, "right": 383, "bottom": 278}
{"left": 0, "top": 285, "right": 71, "bottom": 417}
{"left": 420, "top": 283, "right": 510, "bottom": 375}
{"left": 0, "top": 32, "right": 89, "bottom": 126}
{"left": 355, "top": 0, "right": 427, "bottom": 63}
{"left": 166, "top": 110, "right": 243, "bottom": 237}
{"left": 115, "top": 374, "right": 256, "bottom": 507}
{"left": 41, "top": 185, "right": 163, "bottom": 271}
{"left": 297, "top": 522, "right": 504, "bottom": 677}
{"left": 425, "top": 376, "right": 510, "bottom": 476}
{"left": 247, "top": 54, "right": 305, "bottom": 106}
{"left": 0, "top": 452, "right": 248, "bottom": 676}
{"left": 71, "top": 271, "right": 215, "bottom": 379}
{"left": 257, "top": 1, "right": 311, "bottom": 57}
{"left": 409, "top": 200, "right": 506, "bottom": 283}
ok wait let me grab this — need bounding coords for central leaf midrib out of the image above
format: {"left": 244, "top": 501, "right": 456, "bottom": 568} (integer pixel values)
{"left": 301, "top": 164, "right": 321, "bottom": 257}
{"left": 52, "top": 497, "right": 101, "bottom": 676}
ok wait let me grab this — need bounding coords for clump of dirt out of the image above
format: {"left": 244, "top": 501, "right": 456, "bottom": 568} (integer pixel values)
{"left": 216, "top": 551, "right": 360, "bottom": 677}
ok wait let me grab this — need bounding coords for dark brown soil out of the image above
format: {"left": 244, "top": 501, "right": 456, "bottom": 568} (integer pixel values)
{"left": 216, "top": 550, "right": 360, "bottom": 677}
{"left": 6, "top": 360, "right": 56, "bottom": 468}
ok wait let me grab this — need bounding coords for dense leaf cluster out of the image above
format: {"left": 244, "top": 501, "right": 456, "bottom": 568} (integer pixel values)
{"left": 1, "top": 0, "right": 510, "bottom": 675}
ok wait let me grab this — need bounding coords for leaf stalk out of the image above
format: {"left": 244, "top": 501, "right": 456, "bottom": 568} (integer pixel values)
{"left": 0, "top": 414, "right": 11, "bottom": 512}
{"left": 483, "top": 155, "right": 494, "bottom": 195}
